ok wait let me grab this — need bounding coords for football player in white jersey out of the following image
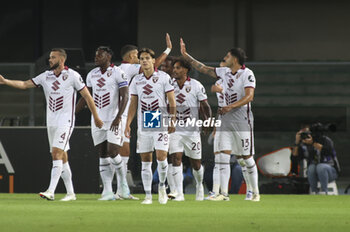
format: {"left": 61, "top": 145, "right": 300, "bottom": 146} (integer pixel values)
{"left": 180, "top": 39, "right": 260, "bottom": 202}
{"left": 0, "top": 48, "right": 103, "bottom": 201}
{"left": 169, "top": 57, "right": 211, "bottom": 201}
{"left": 205, "top": 77, "right": 226, "bottom": 200}
{"left": 76, "top": 46, "right": 130, "bottom": 201}
{"left": 158, "top": 56, "right": 178, "bottom": 199}
{"left": 116, "top": 34, "right": 172, "bottom": 200}
{"left": 125, "top": 48, "right": 176, "bottom": 204}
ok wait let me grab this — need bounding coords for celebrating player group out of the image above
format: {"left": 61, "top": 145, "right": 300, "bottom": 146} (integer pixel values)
{"left": 0, "top": 33, "right": 259, "bottom": 204}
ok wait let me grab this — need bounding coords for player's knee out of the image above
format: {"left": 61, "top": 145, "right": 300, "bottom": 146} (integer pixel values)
{"left": 51, "top": 148, "right": 64, "bottom": 160}
{"left": 172, "top": 158, "right": 182, "bottom": 166}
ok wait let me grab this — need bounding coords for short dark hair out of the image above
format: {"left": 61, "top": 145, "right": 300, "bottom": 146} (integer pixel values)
{"left": 165, "top": 56, "right": 175, "bottom": 63}
{"left": 51, "top": 48, "right": 67, "bottom": 59}
{"left": 229, "top": 48, "right": 247, "bottom": 65}
{"left": 138, "top": 48, "right": 155, "bottom": 59}
{"left": 173, "top": 57, "right": 191, "bottom": 73}
{"left": 97, "top": 46, "right": 114, "bottom": 57}
{"left": 120, "top": 45, "right": 138, "bottom": 59}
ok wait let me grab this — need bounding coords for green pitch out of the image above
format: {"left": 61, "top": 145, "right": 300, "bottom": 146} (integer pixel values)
{"left": 0, "top": 194, "right": 349, "bottom": 232}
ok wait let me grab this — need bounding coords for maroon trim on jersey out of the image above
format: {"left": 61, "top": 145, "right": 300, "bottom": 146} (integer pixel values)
{"left": 247, "top": 103, "right": 253, "bottom": 155}
{"left": 70, "top": 93, "right": 76, "bottom": 128}
{"left": 178, "top": 77, "right": 191, "bottom": 90}
{"left": 165, "top": 89, "right": 174, "bottom": 93}
{"left": 214, "top": 67, "right": 220, "bottom": 79}
{"left": 78, "top": 85, "right": 87, "bottom": 92}
{"left": 53, "top": 66, "right": 68, "bottom": 77}
{"left": 121, "top": 61, "right": 130, "bottom": 64}
{"left": 63, "top": 126, "right": 73, "bottom": 152}
{"left": 131, "top": 94, "right": 138, "bottom": 96}
{"left": 245, "top": 86, "right": 255, "bottom": 89}
{"left": 31, "top": 79, "right": 39, "bottom": 87}
{"left": 143, "top": 72, "right": 153, "bottom": 80}
{"left": 199, "top": 99, "right": 208, "bottom": 102}
{"left": 231, "top": 65, "right": 246, "bottom": 76}
{"left": 99, "top": 64, "right": 114, "bottom": 74}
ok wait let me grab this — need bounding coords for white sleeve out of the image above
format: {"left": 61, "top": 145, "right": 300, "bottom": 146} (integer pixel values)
{"left": 72, "top": 72, "right": 86, "bottom": 91}
{"left": 243, "top": 70, "right": 256, "bottom": 89}
{"left": 214, "top": 67, "right": 227, "bottom": 79}
{"left": 164, "top": 74, "right": 174, "bottom": 93}
{"left": 31, "top": 72, "right": 46, "bottom": 87}
{"left": 115, "top": 69, "right": 128, "bottom": 89}
{"left": 196, "top": 82, "right": 208, "bottom": 101}
{"left": 86, "top": 72, "right": 92, "bottom": 88}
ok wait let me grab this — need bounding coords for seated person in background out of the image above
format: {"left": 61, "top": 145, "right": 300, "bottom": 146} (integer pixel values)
{"left": 292, "top": 123, "right": 340, "bottom": 194}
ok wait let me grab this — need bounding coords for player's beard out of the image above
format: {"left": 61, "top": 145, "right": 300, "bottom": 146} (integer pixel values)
{"left": 49, "top": 62, "right": 60, "bottom": 70}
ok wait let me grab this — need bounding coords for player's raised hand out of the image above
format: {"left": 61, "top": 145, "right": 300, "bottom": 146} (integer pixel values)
{"left": 166, "top": 33, "right": 172, "bottom": 50}
{"left": 94, "top": 117, "right": 104, "bottom": 129}
{"left": 0, "top": 75, "right": 6, "bottom": 84}
{"left": 180, "top": 38, "right": 187, "bottom": 56}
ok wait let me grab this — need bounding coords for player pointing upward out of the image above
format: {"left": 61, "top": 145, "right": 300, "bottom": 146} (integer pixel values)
{"left": 180, "top": 39, "right": 260, "bottom": 201}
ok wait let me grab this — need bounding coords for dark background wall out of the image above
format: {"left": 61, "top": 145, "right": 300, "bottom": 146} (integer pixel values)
{"left": 1, "top": 0, "right": 350, "bottom": 62}
{"left": 0, "top": 0, "right": 137, "bottom": 62}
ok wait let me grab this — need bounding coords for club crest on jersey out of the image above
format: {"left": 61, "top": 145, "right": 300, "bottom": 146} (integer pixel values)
{"left": 152, "top": 76, "right": 159, "bottom": 83}
{"left": 185, "top": 86, "right": 191, "bottom": 93}
{"left": 62, "top": 73, "right": 68, "bottom": 81}
{"left": 107, "top": 69, "right": 113, "bottom": 77}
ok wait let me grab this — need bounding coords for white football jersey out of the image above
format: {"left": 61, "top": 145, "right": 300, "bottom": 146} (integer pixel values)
{"left": 129, "top": 70, "right": 174, "bottom": 133}
{"left": 86, "top": 64, "right": 128, "bottom": 122}
{"left": 31, "top": 67, "right": 85, "bottom": 127}
{"left": 118, "top": 62, "right": 141, "bottom": 117}
{"left": 215, "top": 66, "right": 256, "bottom": 124}
{"left": 173, "top": 77, "right": 208, "bottom": 136}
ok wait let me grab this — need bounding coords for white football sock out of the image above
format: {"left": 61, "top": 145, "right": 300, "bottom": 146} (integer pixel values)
{"left": 48, "top": 160, "right": 63, "bottom": 193}
{"left": 193, "top": 165, "right": 204, "bottom": 186}
{"left": 219, "top": 153, "right": 231, "bottom": 195}
{"left": 157, "top": 159, "right": 168, "bottom": 186}
{"left": 121, "top": 156, "right": 129, "bottom": 173}
{"left": 141, "top": 162, "right": 152, "bottom": 198}
{"left": 244, "top": 156, "right": 259, "bottom": 194}
{"left": 237, "top": 158, "right": 251, "bottom": 192}
{"left": 117, "top": 156, "right": 129, "bottom": 195}
{"left": 167, "top": 163, "right": 176, "bottom": 193}
{"left": 212, "top": 154, "right": 221, "bottom": 194}
{"left": 61, "top": 162, "right": 74, "bottom": 194}
{"left": 111, "top": 155, "right": 129, "bottom": 195}
{"left": 99, "top": 158, "right": 113, "bottom": 195}
{"left": 172, "top": 164, "right": 183, "bottom": 195}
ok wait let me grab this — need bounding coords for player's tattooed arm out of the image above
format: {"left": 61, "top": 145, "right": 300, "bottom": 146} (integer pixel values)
{"left": 180, "top": 38, "right": 216, "bottom": 78}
